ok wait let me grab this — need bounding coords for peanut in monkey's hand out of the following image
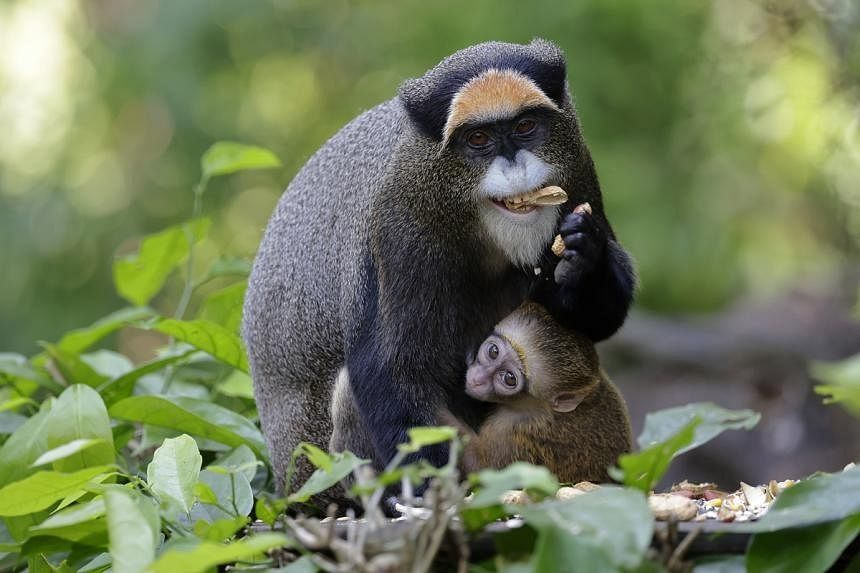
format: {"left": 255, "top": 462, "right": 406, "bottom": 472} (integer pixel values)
{"left": 551, "top": 202, "right": 592, "bottom": 257}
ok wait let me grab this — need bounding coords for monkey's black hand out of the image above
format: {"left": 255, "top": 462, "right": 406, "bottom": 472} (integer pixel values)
{"left": 532, "top": 214, "right": 635, "bottom": 342}
{"left": 555, "top": 209, "right": 606, "bottom": 287}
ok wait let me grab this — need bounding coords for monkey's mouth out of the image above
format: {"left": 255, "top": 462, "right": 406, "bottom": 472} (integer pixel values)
{"left": 491, "top": 197, "right": 539, "bottom": 214}
{"left": 489, "top": 186, "right": 567, "bottom": 215}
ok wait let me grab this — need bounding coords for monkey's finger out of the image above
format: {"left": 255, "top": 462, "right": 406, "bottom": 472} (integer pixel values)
{"left": 559, "top": 211, "right": 601, "bottom": 238}
{"left": 563, "top": 233, "right": 601, "bottom": 261}
{"left": 561, "top": 248, "right": 595, "bottom": 270}
{"left": 573, "top": 202, "right": 592, "bottom": 215}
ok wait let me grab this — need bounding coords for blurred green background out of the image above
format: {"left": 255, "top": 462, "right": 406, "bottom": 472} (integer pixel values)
{"left": 0, "top": 0, "right": 858, "bottom": 354}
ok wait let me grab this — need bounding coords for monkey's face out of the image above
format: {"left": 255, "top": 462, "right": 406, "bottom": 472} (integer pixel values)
{"left": 451, "top": 108, "right": 562, "bottom": 269}
{"left": 399, "top": 42, "right": 575, "bottom": 267}
{"left": 465, "top": 335, "right": 526, "bottom": 403}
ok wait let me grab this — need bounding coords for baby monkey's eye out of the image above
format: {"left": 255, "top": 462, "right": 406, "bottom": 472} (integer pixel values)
{"left": 487, "top": 343, "right": 499, "bottom": 360}
{"left": 502, "top": 371, "right": 517, "bottom": 387}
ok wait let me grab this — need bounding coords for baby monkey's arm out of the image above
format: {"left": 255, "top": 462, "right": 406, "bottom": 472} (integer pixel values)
{"left": 436, "top": 408, "right": 489, "bottom": 474}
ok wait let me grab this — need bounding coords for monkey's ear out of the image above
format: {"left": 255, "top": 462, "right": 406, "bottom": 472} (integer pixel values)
{"left": 551, "top": 391, "right": 586, "bottom": 413}
{"left": 399, "top": 77, "right": 448, "bottom": 141}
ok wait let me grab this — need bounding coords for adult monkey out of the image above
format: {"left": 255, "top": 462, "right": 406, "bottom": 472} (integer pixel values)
{"left": 243, "top": 39, "right": 636, "bottom": 495}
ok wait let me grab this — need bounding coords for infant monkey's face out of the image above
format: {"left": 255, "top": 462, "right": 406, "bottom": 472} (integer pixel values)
{"left": 465, "top": 335, "right": 526, "bottom": 403}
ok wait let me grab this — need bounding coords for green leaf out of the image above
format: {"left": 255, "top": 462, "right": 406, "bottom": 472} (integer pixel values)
{"left": 98, "top": 349, "right": 197, "bottom": 406}
{"left": 294, "top": 442, "right": 333, "bottom": 472}
{"left": 41, "top": 344, "right": 107, "bottom": 388}
{"left": 0, "top": 396, "right": 36, "bottom": 413}
{"left": 31, "top": 497, "right": 105, "bottom": 531}
{"left": 109, "top": 395, "right": 266, "bottom": 457}
{"left": 612, "top": 418, "right": 699, "bottom": 493}
{"left": 56, "top": 308, "right": 155, "bottom": 355}
{"left": 113, "top": 219, "right": 210, "bottom": 306}
{"left": 0, "top": 400, "right": 54, "bottom": 487}
{"left": 215, "top": 370, "right": 254, "bottom": 399}
{"left": 812, "top": 354, "right": 860, "bottom": 417}
{"left": 0, "top": 354, "right": 63, "bottom": 394}
{"left": 692, "top": 555, "right": 747, "bottom": 573}
{"left": 0, "top": 466, "right": 113, "bottom": 516}
{"left": 150, "top": 532, "right": 288, "bottom": 573}
{"left": 192, "top": 516, "right": 247, "bottom": 542}
{"left": 519, "top": 487, "right": 654, "bottom": 571}
{"left": 530, "top": 527, "right": 617, "bottom": 572}
{"left": 147, "top": 435, "right": 202, "bottom": 515}
{"left": 44, "top": 385, "right": 115, "bottom": 472}
{"left": 254, "top": 497, "right": 284, "bottom": 528}
{"left": 149, "top": 318, "right": 249, "bottom": 373}
{"left": 28, "top": 553, "right": 77, "bottom": 573}
{"left": 194, "top": 481, "right": 218, "bottom": 505}
{"left": 397, "top": 426, "right": 458, "bottom": 453}
{"left": 200, "top": 282, "right": 247, "bottom": 333}
{"left": 105, "top": 488, "right": 157, "bottom": 573}
{"left": 80, "top": 350, "right": 133, "bottom": 379}
{"left": 79, "top": 553, "right": 112, "bottom": 573}
{"left": 733, "top": 464, "right": 860, "bottom": 532}
{"left": 53, "top": 471, "right": 114, "bottom": 512}
{"left": 191, "top": 469, "right": 253, "bottom": 521}
{"left": 28, "top": 497, "right": 107, "bottom": 543}
{"left": 637, "top": 403, "right": 760, "bottom": 454}
{"left": 212, "top": 445, "right": 259, "bottom": 482}
{"left": 200, "top": 141, "right": 281, "bottom": 180}
{"left": 196, "top": 257, "right": 253, "bottom": 287}
{"left": 289, "top": 451, "right": 367, "bottom": 503}
{"left": 469, "top": 462, "right": 560, "bottom": 508}
{"left": 278, "top": 555, "right": 318, "bottom": 572}
{"left": 747, "top": 514, "right": 860, "bottom": 573}
{"left": 30, "top": 439, "right": 107, "bottom": 468}
{"left": 0, "top": 411, "right": 28, "bottom": 435}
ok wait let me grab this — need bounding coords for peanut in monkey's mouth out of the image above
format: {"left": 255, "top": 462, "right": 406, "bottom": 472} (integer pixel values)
{"left": 490, "top": 186, "right": 568, "bottom": 215}
{"left": 492, "top": 198, "right": 538, "bottom": 214}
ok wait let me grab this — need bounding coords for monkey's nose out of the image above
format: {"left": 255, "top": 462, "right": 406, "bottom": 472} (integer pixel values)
{"left": 466, "top": 370, "right": 489, "bottom": 390}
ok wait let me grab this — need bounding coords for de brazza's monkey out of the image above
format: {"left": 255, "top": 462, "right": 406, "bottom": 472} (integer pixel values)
{"left": 243, "top": 39, "right": 636, "bottom": 493}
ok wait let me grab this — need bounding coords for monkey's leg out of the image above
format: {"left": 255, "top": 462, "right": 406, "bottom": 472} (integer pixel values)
{"left": 346, "top": 337, "right": 449, "bottom": 471}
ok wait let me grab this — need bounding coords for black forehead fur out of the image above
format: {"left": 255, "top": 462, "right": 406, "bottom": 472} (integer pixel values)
{"left": 398, "top": 38, "right": 568, "bottom": 141}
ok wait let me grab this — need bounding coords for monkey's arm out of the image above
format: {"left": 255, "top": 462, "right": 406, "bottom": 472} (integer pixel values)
{"left": 436, "top": 409, "right": 486, "bottom": 474}
{"left": 532, "top": 210, "right": 636, "bottom": 342}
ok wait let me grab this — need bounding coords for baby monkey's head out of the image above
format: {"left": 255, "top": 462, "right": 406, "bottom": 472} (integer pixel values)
{"left": 466, "top": 303, "right": 601, "bottom": 413}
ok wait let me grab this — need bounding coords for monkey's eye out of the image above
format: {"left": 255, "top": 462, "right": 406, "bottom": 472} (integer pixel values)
{"left": 514, "top": 119, "right": 536, "bottom": 136}
{"left": 502, "top": 371, "right": 517, "bottom": 387}
{"left": 487, "top": 343, "right": 499, "bottom": 360}
{"left": 467, "top": 130, "right": 491, "bottom": 148}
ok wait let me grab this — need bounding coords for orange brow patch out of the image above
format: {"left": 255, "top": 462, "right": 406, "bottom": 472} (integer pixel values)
{"left": 442, "top": 69, "right": 559, "bottom": 145}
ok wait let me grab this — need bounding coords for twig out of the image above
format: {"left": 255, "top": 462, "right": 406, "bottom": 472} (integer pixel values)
{"left": 667, "top": 526, "right": 701, "bottom": 572}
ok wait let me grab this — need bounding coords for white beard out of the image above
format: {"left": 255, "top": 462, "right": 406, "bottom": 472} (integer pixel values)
{"left": 477, "top": 150, "right": 559, "bottom": 268}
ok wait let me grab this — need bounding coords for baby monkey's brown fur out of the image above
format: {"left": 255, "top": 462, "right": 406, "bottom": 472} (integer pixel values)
{"left": 446, "top": 302, "right": 632, "bottom": 483}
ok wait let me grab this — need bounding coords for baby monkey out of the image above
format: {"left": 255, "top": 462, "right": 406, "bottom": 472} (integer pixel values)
{"left": 447, "top": 302, "right": 632, "bottom": 483}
